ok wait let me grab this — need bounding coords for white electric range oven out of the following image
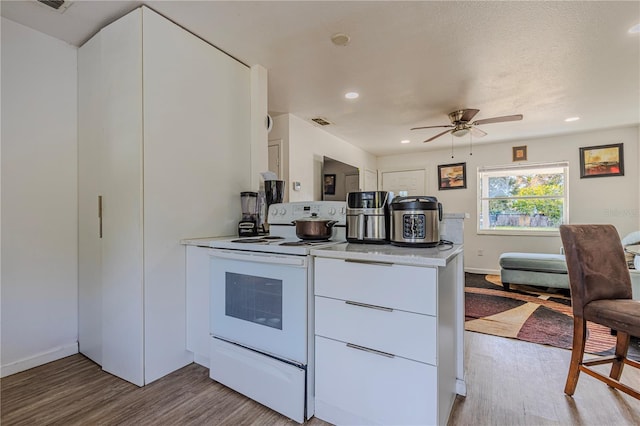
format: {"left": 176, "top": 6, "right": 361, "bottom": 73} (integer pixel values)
{"left": 208, "top": 201, "right": 346, "bottom": 423}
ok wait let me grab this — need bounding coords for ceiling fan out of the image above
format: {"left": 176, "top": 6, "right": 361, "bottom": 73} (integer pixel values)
{"left": 411, "top": 109, "right": 523, "bottom": 143}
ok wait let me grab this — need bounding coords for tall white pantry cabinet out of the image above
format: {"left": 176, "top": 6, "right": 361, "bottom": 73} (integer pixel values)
{"left": 78, "top": 6, "right": 252, "bottom": 386}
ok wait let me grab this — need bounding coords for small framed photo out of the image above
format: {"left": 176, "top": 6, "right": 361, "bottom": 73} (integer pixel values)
{"left": 323, "top": 174, "right": 336, "bottom": 194}
{"left": 512, "top": 145, "right": 527, "bottom": 162}
{"left": 438, "top": 162, "right": 467, "bottom": 190}
{"left": 579, "top": 143, "right": 624, "bottom": 178}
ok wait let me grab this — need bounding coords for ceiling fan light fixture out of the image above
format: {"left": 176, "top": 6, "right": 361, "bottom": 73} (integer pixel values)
{"left": 452, "top": 127, "right": 470, "bottom": 137}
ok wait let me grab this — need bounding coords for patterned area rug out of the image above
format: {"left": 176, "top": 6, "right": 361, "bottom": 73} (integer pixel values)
{"left": 465, "top": 273, "right": 640, "bottom": 361}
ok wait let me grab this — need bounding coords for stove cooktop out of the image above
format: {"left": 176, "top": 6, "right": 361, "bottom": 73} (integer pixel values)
{"left": 212, "top": 201, "right": 347, "bottom": 255}
{"left": 210, "top": 235, "right": 344, "bottom": 255}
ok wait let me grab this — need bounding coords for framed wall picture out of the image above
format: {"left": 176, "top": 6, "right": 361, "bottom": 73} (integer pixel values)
{"left": 579, "top": 143, "right": 624, "bottom": 178}
{"left": 512, "top": 145, "right": 527, "bottom": 162}
{"left": 438, "top": 162, "right": 467, "bottom": 190}
{"left": 323, "top": 174, "right": 336, "bottom": 194}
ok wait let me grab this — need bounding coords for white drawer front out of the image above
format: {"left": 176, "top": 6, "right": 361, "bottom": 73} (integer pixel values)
{"left": 314, "top": 257, "right": 437, "bottom": 315}
{"left": 315, "top": 296, "right": 436, "bottom": 365}
{"left": 315, "top": 336, "right": 437, "bottom": 426}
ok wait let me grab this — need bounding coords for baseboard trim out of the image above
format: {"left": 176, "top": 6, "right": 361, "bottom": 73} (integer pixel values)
{"left": 456, "top": 378, "right": 467, "bottom": 396}
{"left": 193, "top": 352, "right": 209, "bottom": 368}
{"left": 1, "top": 342, "right": 79, "bottom": 378}
{"left": 464, "top": 267, "right": 500, "bottom": 275}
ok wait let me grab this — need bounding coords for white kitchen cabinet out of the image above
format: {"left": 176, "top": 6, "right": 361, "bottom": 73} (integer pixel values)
{"left": 78, "top": 6, "right": 252, "bottom": 386}
{"left": 313, "top": 254, "right": 461, "bottom": 426}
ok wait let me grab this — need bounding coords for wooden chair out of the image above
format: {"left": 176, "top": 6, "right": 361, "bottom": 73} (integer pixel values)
{"left": 559, "top": 224, "right": 640, "bottom": 399}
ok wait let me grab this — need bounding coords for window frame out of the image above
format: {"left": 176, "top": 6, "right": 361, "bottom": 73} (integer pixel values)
{"left": 477, "top": 161, "right": 569, "bottom": 236}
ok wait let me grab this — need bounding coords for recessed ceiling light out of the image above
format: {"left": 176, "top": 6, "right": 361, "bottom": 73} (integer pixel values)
{"left": 345, "top": 92, "right": 359, "bottom": 100}
{"left": 629, "top": 24, "right": 640, "bottom": 34}
{"left": 401, "top": 139, "right": 411, "bottom": 144}
{"left": 565, "top": 116, "right": 580, "bottom": 122}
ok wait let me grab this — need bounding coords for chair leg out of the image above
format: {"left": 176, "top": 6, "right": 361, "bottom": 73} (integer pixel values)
{"left": 610, "top": 330, "right": 630, "bottom": 381}
{"left": 565, "top": 316, "right": 587, "bottom": 396}
{"left": 503, "top": 282, "right": 510, "bottom": 291}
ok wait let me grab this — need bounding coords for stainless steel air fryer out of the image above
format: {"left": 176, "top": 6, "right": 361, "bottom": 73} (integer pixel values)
{"left": 346, "top": 191, "right": 390, "bottom": 244}
{"left": 389, "top": 196, "right": 442, "bottom": 247}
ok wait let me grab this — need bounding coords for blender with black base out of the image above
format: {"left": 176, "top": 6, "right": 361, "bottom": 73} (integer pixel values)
{"left": 238, "top": 191, "right": 259, "bottom": 236}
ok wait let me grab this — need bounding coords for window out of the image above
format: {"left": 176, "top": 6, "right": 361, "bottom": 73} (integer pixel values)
{"left": 478, "top": 162, "right": 568, "bottom": 235}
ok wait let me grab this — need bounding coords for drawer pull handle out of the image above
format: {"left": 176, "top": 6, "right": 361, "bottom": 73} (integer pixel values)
{"left": 346, "top": 343, "right": 395, "bottom": 358}
{"left": 344, "top": 258, "right": 393, "bottom": 267}
{"left": 345, "top": 300, "right": 393, "bottom": 312}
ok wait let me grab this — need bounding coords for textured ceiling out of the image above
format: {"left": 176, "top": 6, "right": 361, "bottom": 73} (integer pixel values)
{"left": 2, "top": 1, "right": 639, "bottom": 156}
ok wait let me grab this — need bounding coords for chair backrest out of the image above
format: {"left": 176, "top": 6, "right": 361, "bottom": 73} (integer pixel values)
{"left": 559, "top": 224, "right": 632, "bottom": 317}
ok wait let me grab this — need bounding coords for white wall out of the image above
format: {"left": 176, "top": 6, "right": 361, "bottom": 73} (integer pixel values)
{"left": 1, "top": 18, "right": 78, "bottom": 376}
{"left": 278, "top": 113, "right": 377, "bottom": 202}
{"left": 378, "top": 126, "right": 640, "bottom": 273}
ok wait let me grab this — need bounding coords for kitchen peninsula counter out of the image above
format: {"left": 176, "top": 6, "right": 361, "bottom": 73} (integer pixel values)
{"left": 311, "top": 241, "right": 465, "bottom": 426}
{"left": 310, "top": 242, "right": 463, "bottom": 267}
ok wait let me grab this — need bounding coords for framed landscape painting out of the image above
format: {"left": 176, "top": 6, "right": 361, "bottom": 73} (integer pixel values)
{"left": 438, "top": 162, "right": 467, "bottom": 190}
{"left": 579, "top": 143, "right": 624, "bottom": 178}
{"left": 512, "top": 145, "right": 527, "bottom": 162}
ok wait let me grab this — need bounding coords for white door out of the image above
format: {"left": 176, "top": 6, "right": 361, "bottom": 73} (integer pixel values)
{"left": 381, "top": 169, "right": 427, "bottom": 196}
{"left": 100, "top": 8, "right": 145, "bottom": 387}
{"left": 78, "top": 33, "right": 104, "bottom": 366}
{"left": 268, "top": 139, "right": 283, "bottom": 179}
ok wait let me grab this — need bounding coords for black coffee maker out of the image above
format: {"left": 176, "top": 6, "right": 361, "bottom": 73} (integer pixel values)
{"left": 262, "top": 180, "right": 285, "bottom": 232}
{"left": 238, "top": 191, "right": 259, "bottom": 236}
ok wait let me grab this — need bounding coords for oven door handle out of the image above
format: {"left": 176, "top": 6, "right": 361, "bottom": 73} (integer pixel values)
{"left": 208, "top": 249, "right": 307, "bottom": 267}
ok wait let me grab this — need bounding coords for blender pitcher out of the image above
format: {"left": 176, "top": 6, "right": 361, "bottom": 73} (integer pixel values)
{"left": 238, "top": 191, "right": 259, "bottom": 236}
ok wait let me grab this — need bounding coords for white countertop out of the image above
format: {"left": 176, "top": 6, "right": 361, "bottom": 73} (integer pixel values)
{"left": 181, "top": 236, "right": 234, "bottom": 247}
{"left": 310, "top": 242, "right": 463, "bottom": 267}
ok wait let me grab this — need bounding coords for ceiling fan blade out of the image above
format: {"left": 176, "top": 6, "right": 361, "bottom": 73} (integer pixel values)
{"left": 470, "top": 127, "right": 487, "bottom": 138}
{"left": 423, "top": 129, "right": 453, "bottom": 143}
{"left": 411, "top": 124, "right": 453, "bottom": 131}
{"left": 460, "top": 109, "right": 480, "bottom": 122}
{"left": 473, "top": 114, "right": 523, "bottom": 126}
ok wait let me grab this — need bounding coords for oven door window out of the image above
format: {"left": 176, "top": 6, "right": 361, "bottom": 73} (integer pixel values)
{"left": 226, "top": 272, "right": 283, "bottom": 330}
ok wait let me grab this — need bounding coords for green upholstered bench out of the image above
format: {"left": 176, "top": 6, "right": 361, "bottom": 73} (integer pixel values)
{"left": 499, "top": 252, "right": 569, "bottom": 291}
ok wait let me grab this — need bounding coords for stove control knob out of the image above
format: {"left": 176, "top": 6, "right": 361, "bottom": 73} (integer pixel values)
{"left": 279, "top": 208, "right": 287, "bottom": 215}
{"left": 340, "top": 207, "right": 346, "bottom": 215}
{"left": 328, "top": 207, "right": 336, "bottom": 215}
{"left": 270, "top": 208, "right": 278, "bottom": 216}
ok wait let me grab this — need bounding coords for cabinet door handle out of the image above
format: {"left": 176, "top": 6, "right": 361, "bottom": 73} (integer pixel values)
{"left": 344, "top": 258, "right": 393, "bottom": 267}
{"left": 98, "top": 195, "right": 103, "bottom": 239}
{"left": 346, "top": 343, "right": 395, "bottom": 358}
{"left": 345, "top": 300, "right": 393, "bottom": 312}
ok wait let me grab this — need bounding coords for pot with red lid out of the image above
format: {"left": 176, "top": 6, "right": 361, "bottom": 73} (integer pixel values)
{"left": 389, "top": 196, "right": 442, "bottom": 247}
{"left": 292, "top": 213, "right": 338, "bottom": 241}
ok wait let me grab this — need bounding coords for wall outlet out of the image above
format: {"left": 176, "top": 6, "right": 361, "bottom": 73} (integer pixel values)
{"left": 477, "top": 249, "right": 484, "bottom": 256}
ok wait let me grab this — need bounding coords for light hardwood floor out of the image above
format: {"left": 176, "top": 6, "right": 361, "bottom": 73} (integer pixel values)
{"left": 2, "top": 332, "right": 639, "bottom": 425}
